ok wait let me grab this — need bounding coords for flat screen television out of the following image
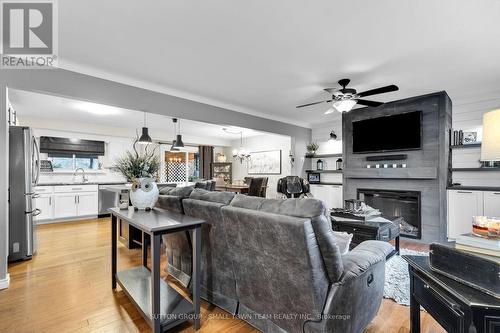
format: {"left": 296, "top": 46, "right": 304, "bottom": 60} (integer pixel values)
{"left": 352, "top": 111, "right": 422, "bottom": 154}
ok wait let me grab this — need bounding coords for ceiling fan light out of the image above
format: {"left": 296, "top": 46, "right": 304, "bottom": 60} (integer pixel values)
{"left": 333, "top": 99, "right": 357, "bottom": 113}
{"left": 138, "top": 127, "right": 153, "bottom": 144}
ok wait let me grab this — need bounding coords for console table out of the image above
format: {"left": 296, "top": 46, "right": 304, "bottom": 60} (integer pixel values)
{"left": 331, "top": 214, "right": 400, "bottom": 259}
{"left": 404, "top": 255, "right": 500, "bottom": 333}
{"left": 110, "top": 207, "right": 206, "bottom": 332}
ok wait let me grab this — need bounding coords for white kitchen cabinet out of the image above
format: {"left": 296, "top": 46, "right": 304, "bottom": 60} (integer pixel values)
{"left": 310, "top": 184, "right": 343, "bottom": 210}
{"left": 484, "top": 191, "right": 500, "bottom": 218}
{"left": 45, "top": 185, "right": 99, "bottom": 221}
{"left": 447, "top": 190, "right": 483, "bottom": 239}
{"left": 53, "top": 193, "right": 79, "bottom": 219}
{"left": 76, "top": 192, "right": 98, "bottom": 216}
{"left": 34, "top": 194, "right": 54, "bottom": 221}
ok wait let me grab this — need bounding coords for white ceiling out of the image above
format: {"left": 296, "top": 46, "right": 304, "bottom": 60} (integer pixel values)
{"left": 57, "top": 0, "right": 500, "bottom": 128}
{"left": 9, "top": 89, "right": 267, "bottom": 145}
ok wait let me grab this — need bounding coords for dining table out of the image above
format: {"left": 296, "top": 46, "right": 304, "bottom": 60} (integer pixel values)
{"left": 215, "top": 184, "right": 251, "bottom": 194}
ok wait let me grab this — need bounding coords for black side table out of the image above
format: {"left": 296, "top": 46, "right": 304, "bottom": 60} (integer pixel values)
{"left": 331, "top": 215, "right": 400, "bottom": 259}
{"left": 404, "top": 255, "right": 500, "bottom": 333}
{"left": 110, "top": 207, "right": 206, "bottom": 332}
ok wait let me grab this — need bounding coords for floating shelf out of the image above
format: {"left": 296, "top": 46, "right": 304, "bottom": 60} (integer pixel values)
{"left": 309, "top": 182, "right": 343, "bottom": 186}
{"left": 306, "top": 170, "right": 343, "bottom": 173}
{"left": 343, "top": 167, "right": 437, "bottom": 179}
{"left": 452, "top": 168, "right": 500, "bottom": 172}
{"left": 305, "top": 153, "right": 343, "bottom": 158}
{"left": 450, "top": 143, "right": 481, "bottom": 149}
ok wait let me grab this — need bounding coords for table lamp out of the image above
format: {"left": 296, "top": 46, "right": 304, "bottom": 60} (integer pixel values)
{"left": 481, "top": 109, "right": 500, "bottom": 167}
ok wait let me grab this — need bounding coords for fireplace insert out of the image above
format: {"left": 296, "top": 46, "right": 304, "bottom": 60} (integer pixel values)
{"left": 357, "top": 189, "right": 421, "bottom": 239}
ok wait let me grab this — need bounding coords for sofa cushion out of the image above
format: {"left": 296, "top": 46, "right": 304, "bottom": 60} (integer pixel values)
{"left": 229, "top": 194, "right": 327, "bottom": 218}
{"left": 159, "top": 186, "right": 193, "bottom": 197}
{"left": 189, "top": 188, "right": 235, "bottom": 205}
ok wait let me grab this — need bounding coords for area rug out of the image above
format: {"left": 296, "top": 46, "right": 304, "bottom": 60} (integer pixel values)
{"left": 384, "top": 248, "right": 428, "bottom": 306}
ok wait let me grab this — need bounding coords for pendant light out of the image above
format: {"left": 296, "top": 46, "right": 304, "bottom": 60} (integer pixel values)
{"left": 138, "top": 112, "right": 152, "bottom": 144}
{"left": 170, "top": 118, "right": 179, "bottom": 151}
{"left": 329, "top": 130, "right": 337, "bottom": 141}
{"left": 232, "top": 131, "right": 251, "bottom": 163}
{"left": 173, "top": 118, "right": 185, "bottom": 148}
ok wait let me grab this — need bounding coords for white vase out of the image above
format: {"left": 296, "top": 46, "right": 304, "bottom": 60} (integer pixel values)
{"left": 129, "top": 178, "right": 159, "bottom": 210}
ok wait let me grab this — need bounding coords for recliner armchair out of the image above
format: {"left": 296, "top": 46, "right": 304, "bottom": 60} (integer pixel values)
{"left": 277, "top": 176, "right": 312, "bottom": 198}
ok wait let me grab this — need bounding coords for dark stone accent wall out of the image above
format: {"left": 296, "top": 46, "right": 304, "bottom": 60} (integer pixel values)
{"left": 342, "top": 92, "right": 452, "bottom": 243}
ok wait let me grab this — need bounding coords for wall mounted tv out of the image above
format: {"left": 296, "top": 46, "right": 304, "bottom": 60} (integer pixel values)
{"left": 352, "top": 111, "right": 422, "bottom": 154}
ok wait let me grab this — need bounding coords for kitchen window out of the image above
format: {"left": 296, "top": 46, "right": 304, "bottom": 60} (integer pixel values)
{"left": 49, "top": 153, "right": 99, "bottom": 170}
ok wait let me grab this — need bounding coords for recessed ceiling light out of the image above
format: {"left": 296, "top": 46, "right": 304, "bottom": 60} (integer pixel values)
{"left": 73, "top": 101, "right": 122, "bottom": 115}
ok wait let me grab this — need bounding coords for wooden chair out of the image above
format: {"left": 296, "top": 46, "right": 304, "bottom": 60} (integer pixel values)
{"left": 259, "top": 177, "right": 268, "bottom": 198}
{"left": 247, "top": 177, "right": 265, "bottom": 197}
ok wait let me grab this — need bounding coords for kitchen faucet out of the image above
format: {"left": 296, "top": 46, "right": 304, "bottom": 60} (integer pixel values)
{"left": 74, "top": 168, "right": 89, "bottom": 183}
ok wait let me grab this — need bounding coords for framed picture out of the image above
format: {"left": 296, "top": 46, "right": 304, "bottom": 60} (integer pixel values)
{"left": 248, "top": 150, "right": 282, "bottom": 175}
{"left": 463, "top": 131, "right": 478, "bottom": 144}
{"left": 307, "top": 172, "right": 320, "bottom": 184}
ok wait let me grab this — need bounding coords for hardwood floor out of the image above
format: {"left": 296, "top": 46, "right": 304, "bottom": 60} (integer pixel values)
{"left": 0, "top": 218, "right": 445, "bottom": 333}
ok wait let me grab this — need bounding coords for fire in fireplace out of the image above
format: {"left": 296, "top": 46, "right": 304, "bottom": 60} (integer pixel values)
{"left": 357, "top": 189, "right": 421, "bottom": 239}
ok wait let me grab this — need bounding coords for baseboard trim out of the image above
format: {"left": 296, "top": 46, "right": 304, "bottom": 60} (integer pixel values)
{"left": 0, "top": 274, "right": 10, "bottom": 290}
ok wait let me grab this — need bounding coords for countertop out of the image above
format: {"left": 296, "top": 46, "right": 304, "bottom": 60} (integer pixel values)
{"left": 36, "top": 181, "right": 126, "bottom": 186}
{"left": 447, "top": 185, "right": 500, "bottom": 192}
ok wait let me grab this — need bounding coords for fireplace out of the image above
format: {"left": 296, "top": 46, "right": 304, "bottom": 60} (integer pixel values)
{"left": 357, "top": 189, "right": 421, "bottom": 239}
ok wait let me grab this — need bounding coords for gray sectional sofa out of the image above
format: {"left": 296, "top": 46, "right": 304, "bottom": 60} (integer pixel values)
{"left": 156, "top": 188, "right": 392, "bottom": 333}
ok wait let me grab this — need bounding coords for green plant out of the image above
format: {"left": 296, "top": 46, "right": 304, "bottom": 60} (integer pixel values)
{"left": 114, "top": 135, "right": 160, "bottom": 181}
{"left": 306, "top": 142, "right": 319, "bottom": 152}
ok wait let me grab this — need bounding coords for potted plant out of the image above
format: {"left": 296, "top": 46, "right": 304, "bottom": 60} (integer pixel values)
{"left": 114, "top": 136, "right": 160, "bottom": 210}
{"left": 306, "top": 142, "right": 319, "bottom": 157}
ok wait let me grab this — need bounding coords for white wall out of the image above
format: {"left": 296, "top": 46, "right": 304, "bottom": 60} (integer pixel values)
{"left": 224, "top": 134, "right": 292, "bottom": 198}
{"left": 30, "top": 128, "right": 130, "bottom": 184}
{"left": 452, "top": 98, "right": 500, "bottom": 187}
{"left": 310, "top": 113, "right": 343, "bottom": 184}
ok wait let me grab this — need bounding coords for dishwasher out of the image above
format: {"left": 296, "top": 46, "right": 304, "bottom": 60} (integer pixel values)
{"left": 98, "top": 184, "right": 125, "bottom": 217}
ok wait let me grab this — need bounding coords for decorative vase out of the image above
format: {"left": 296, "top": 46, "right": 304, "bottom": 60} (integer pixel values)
{"left": 129, "top": 178, "right": 159, "bottom": 210}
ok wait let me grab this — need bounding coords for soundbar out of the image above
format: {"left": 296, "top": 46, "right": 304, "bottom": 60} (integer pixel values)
{"left": 366, "top": 154, "right": 407, "bottom": 161}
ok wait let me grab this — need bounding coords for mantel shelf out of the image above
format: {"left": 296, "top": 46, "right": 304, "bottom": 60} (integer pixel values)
{"left": 343, "top": 167, "right": 437, "bottom": 180}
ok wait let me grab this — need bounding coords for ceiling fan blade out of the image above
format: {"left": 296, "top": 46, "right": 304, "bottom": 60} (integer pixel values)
{"left": 296, "top": 100, "right": 332, "bottom": 108}
{"left": 357, "top": 85, "right": 399, "bottom": 98}
{"left": 357, "top": 99, "right": 384, "bottom": 107}
{"left": 323, "top": 88, "right": 337, "bottom": 93}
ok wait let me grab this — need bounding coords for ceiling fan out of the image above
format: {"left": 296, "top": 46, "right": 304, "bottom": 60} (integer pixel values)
{"left": 296, "top": 79, "right": 399, "bottom": 113}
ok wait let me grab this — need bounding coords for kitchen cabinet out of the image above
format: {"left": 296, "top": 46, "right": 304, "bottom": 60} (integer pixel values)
{"left": 53, "top": 193, "right": 79, "bottom": 218}
{"left": 76, "top": 192, "right": 99, "bottom": 216}
{"left": 310, "top": 184, "right": 343, "bottom": 210}
{"left": 34, "top": 194, "right": 53, "bottom": 221}
{"left": 35, "top": 185, "right": 98, "bottom": 222}
{"left": 447, "top": 190, "right": 483, "bottom": 239}
{"left": 483, "top": 191, "right": 500, "bottom": 218}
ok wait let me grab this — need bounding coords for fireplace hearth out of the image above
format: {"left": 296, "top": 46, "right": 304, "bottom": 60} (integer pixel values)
{"left": 358, "top": 189, "right": 421, "bottom": 239}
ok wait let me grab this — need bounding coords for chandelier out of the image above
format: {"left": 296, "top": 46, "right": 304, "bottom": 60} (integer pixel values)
{"left": 224, "top": 128, "right": 251, "bottom": 163}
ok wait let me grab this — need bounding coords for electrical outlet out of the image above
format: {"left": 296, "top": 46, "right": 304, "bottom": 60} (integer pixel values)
{"left": 13, "top": 242, "right": 19, "bottom": 253}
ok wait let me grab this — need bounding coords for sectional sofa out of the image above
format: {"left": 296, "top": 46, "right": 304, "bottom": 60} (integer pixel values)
{"left": 156, "top": 187, "right": 392, "bottom": 333}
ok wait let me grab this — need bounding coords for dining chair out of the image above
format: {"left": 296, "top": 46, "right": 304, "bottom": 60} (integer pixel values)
{"left": 259, "top": 177, "right": 268, "bottom": 198}
{"left": 247, "top": 177, "right": 265, "bottom": 197}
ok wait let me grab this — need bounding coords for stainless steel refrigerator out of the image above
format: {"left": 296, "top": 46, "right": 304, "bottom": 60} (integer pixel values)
{"left": 9, "top": 126, "right": 41, "bottom": 261}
